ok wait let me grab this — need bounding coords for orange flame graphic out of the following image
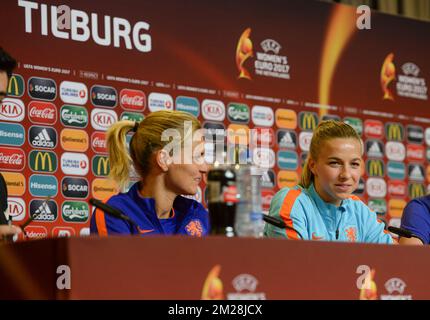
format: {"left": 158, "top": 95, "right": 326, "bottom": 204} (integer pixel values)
{"left": 359, "top": 269, "right": 378, "bottom": 300}
{"left": 201, "top": 265, "right": 224, "bottom": 300}
{"left": 236, "top": 28, "right": 253, "bottom": 80}
{"left": 380, "top": 53, "right": 396, "bottom": 100}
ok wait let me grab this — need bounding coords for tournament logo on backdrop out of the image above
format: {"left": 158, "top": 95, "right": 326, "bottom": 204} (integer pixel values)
{"left": 148, "top": 92, "right": 174, "bottom": 112}
{"left": 52, "top": 227, "right": 76, "bottom": 238}
{"left": 406, "top": 125, "right": 424, "bottom": 144}
{"left": 0, "top": 98, "right": 25, "bottom": 122}
{"left": 366, "top": 178, "right": 387, "bottom": 198}
{"left": 30, "top": 199, "right": 58, "bottom": 222}
{"left": 29, "top": 174, "right": 58, "bottom": 197}
{"left": 277, "top": 130, "right": 297, "bottom": 149}
{"left": 0, "top": 123, "right": 25, "bottom": 146}
{"left": 227, "top": 103, "right": 249, "bottom": 124}
{"left": 299, "top": 131, "right": 313, "bottom": 152}
{"left": 365, "top": 140, "right": 384, "bottom": 158}
{"left": 28, "top": 77, "right": 57, "bottom": 101}
{"left": 62, "top": 201, "right": 89, "bottom": 223}
{"left": 235, "top": 28, "right": 291, "bottom": 80}
{"left": 0, "top": 147, "right": 25, "bottom": 171}
{"left": 28, "top": 101, "right": 57, "bottom": 125}
{"left": 29, "top": 150, "right": 57, "bottom": 173}
{"left": 299, "top": 112, "right": 318, "bottom": 131}
{"left": 202, "top": 99, "right": 225, "bottom": 121}
{"left": 60, "top": 105, "right": 88, "bottom": 128}
{"left": 381, "top": 53, "right": 396, "bottom": 100}
{"left": 120, "top": 89, "right": 146, "bottom": 111}
{"left": 385, "top": 141, "right": 406, "bottom": 161}
{"left": 60, "top": 81, "right": 88, "bottom": 105}
{"left": 29, "top": 126, "right": 57, "bottom": 149}
{"left": 91, "top": 108, "right": 117, "bottom": 131}
{"left": 91, "top": 85, "right": 117, "bottom": 108}
{"left": 380, "top": 53, "right": 428, "bottom": 101}
{"left": 7, "top": 197, "right": 26, "bottom": 221}
{"left": 61, "top": 177, "right": 89, "bottom": 199}
{"left": 175, "top": 96, "right": 199, "bottom": 117}
{"left": 7, "top": 74, "right": 24, "bottom": 97}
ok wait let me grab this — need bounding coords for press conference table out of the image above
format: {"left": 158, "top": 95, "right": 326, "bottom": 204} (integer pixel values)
{"left": 0, "top": 236, "right": 428, "bottom": 299}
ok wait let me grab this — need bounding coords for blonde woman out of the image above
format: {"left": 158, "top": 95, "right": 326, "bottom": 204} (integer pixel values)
{"left": 90, "top": 110, "right": 209, "bottom": 237}
{"left": 265, "top": 120, "right": 394, "bottom": 244}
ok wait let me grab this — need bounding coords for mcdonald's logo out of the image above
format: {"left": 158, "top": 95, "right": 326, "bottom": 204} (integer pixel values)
{"left": 92, "top": 155, "right": 110, "bottom": 177}
{"left": 385, "top": 123, "right": 404, "bottom": 141}
{"left": 408, "top": 183, "right": 425, "bottom": 199}
{"left": 7, "top": 74, "right": 24, "bottom": 97}
{"left": 29, "top": 150, "right": 57, "bottom": 173}
{"left": 366, "top": 159, "right": 384, "bottom": 177}
{"left": 299, "top": 112, "right": 318, "bottom": 131}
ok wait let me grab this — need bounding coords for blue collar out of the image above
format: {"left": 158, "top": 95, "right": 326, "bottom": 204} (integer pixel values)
{"left": 306, "top": 183, "right": 348, "bottom": 216}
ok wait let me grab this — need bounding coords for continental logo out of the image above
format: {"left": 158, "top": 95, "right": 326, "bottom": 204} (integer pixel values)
{"left": 366, "top": 159, "right": 385, "bottom": 177}
{"left": 277, "top": 170, "right": 299, "bottom": 188}
{"left": 92, "top": 155, "right": 110, "bottom": 177}
{"left": 1, "top": 172, "right": 25, "bottom": 196}
{"left": 92, "top": 178, "right": 118, "bottom": 201}
{"left": 275, "top": 109, "right": 297, "bottom": 129}
{"left": 227, "top": 124, "right": 249, "bottom": 145}
{"left": 7, "top": 74, "right": 24, "bottom": 97}
{"left": 408, "top": 183, "right": 425, "bottom": 199}
{"left": 29, "top": 150, "right": 57, "bottom": 173}
{"left": 60, "top": 129, "right": 89, "bottom": 152}
{"left": 385, "top": 123, "right": 404, "bottom": 141}
{"left": 299, "top": 112, "right": 318, "bottom": 131}
{"left": 388, "top": 199, "right": 407, "bottom": 218}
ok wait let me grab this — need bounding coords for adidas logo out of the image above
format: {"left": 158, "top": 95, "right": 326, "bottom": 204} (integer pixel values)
{"left": 410, "top": 166, "right": 424, "bottom": 180}
{"left": 279, "top": 132, "right": 295, "bottom": 148}
{"left": 32, "top": 129, "right": 54, "bottom": 148}
{"left": 33, "top": 201, "right": 55, "bottom": 221}
{"left": 368, "top": 142, "right": 383, "bottom": 156}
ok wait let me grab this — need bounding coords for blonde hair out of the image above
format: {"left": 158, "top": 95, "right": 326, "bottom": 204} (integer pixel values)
{"left": 300, "top": 120, "right": 362, "bottom": 188}
{"left": 107, "top": 110, "right": 201, "bottom": 189}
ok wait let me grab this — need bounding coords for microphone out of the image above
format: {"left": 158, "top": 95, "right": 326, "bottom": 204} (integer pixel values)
{"left": 263, "top": 214, "right": 304, "bottom": 239}
{"left": 387, "top": 226, "right": 417, "bottom": 239}
{"left": 89, "top": 198, "right": 139, "bottom": 228}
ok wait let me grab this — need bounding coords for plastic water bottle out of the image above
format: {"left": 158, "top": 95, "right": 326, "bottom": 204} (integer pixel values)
{"left": 234, "top": 165, "right": 264, "bottom": 237}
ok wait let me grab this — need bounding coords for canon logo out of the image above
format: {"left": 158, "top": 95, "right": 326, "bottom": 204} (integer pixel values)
{"left": 18, "top": 0, "right": 152, "bottom": 53}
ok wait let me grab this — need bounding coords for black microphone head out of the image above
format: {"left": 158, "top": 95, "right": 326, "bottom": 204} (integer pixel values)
{"left": 0, "top": 172, "right": 8, "bottom": 224}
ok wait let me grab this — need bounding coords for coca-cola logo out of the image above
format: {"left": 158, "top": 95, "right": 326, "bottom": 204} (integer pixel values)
{"left": 364, "top": 120, "right": 384, "bottom": 139}
{"left": 28, "top": 101, "right": 57, "bottom": 125}
{"left": 91, "top": 132, "right": 108, "bottom": 153}
{"left": 261, "top": 190, "right": 275, "bottom": 211}
{"left": 388, "top": 181, "right": 407, "bottom": 197}
{"left": 120, "top": 89, "right": 146, "bottom": 111}
{"left": 251, "top": 127, "right": 274, "bottom": 147}
{"left": 0, "top": 147, "right": 25, "bottom": 171}
{"left": 406, "top": 144, "right": 425, "bottom": 161}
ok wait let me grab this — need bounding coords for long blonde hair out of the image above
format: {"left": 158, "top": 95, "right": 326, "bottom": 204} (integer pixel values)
{"left": 107, "top": 110, "right": 201, "bottom": 189}
{"left": 300, "top": 120, "right": 362, "bottom": 188}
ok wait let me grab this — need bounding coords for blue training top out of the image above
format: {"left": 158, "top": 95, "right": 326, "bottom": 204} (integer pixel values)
{"left": 401, "top": 195, "right": 430, "bottom": 244}
{"left": 90, "top": 182, "right": 209, "bottom": 237}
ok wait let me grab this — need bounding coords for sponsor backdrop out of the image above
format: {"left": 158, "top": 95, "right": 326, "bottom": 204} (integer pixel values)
{"left": 0, "top": 0, "right": 429, "bottom": 238}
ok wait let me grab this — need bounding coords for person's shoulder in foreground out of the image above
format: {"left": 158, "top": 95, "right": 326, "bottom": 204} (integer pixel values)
{"left": 400, "top": 195, "right": 430, "bottom": 245}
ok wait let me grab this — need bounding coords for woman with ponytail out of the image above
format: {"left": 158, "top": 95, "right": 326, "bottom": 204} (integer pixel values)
{"left": 90, "top": 110, "right": 209, "bottom": 237}
{"left": 265, "top": 120, "right": 394, "bottom": 244}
